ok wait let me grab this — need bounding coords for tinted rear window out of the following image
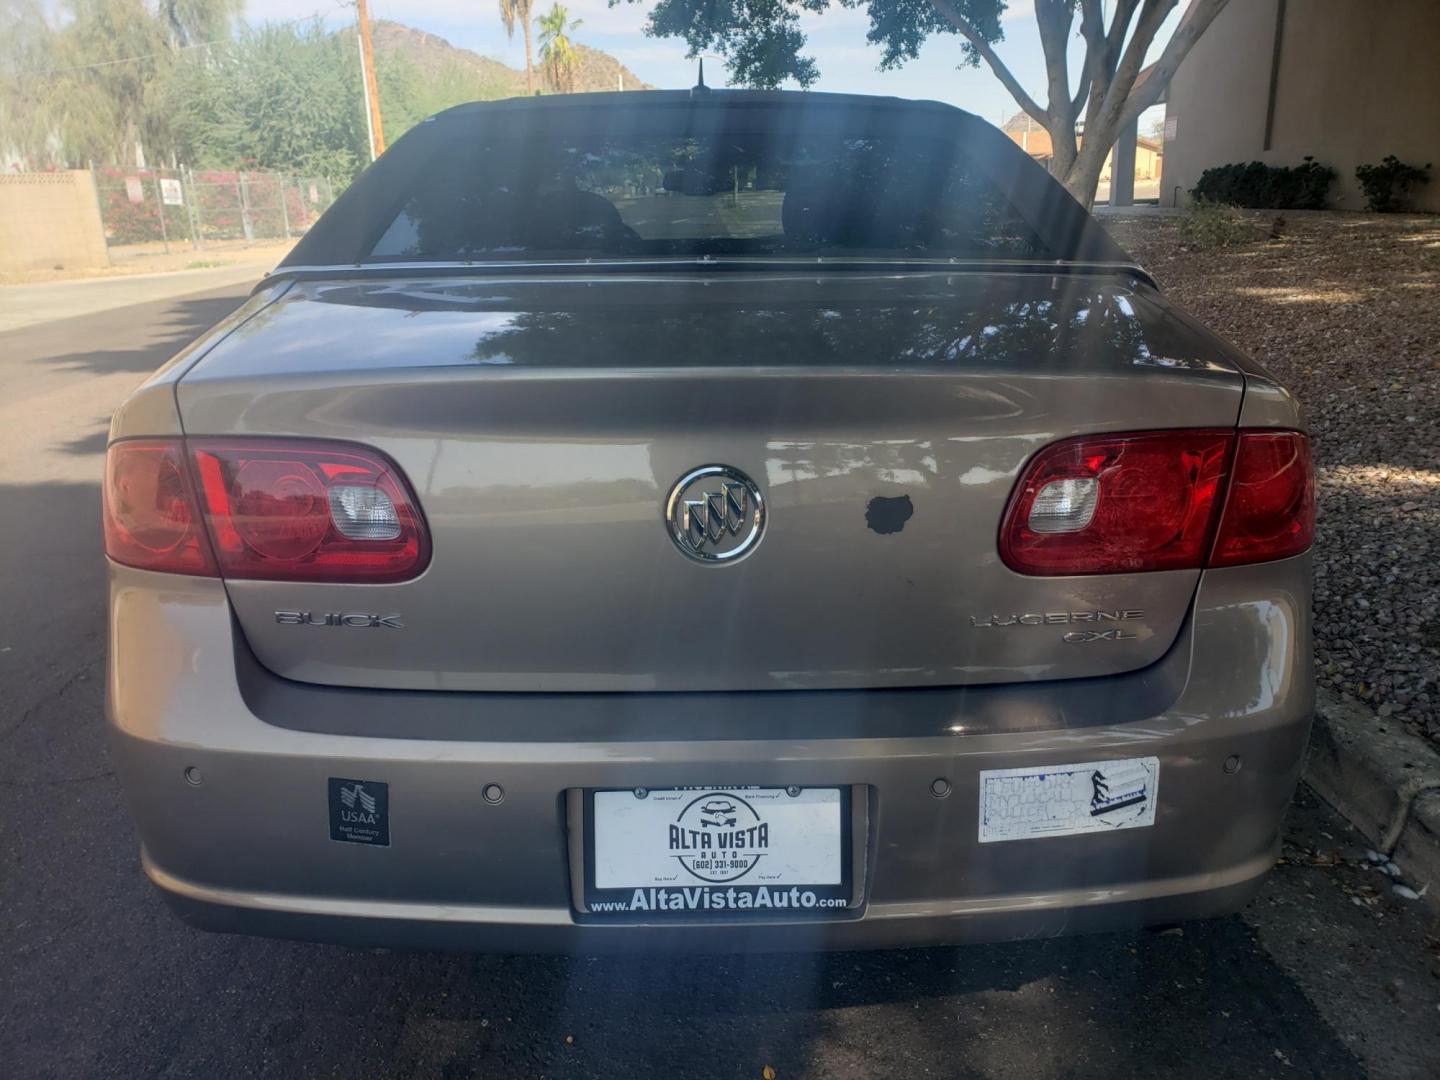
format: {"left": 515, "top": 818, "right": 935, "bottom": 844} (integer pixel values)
{"left": 368, "top": 125, "right": 1049, "bottom": 262}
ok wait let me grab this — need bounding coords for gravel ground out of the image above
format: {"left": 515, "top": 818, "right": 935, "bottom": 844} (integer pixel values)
{"left": 1106, "top": 212, "right": 1440, "bottom": 741}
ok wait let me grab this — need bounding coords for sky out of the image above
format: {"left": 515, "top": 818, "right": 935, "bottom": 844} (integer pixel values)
{"left": 243, "top": 0, "right": 1179, "bottom": 131}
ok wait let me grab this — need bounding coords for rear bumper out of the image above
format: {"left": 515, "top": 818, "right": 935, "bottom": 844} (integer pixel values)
{"left": 145, "top": 847, "right": 1277, "bottom": 953}
{"left": 107, "top": 557, "right": 1313, "bottom": 953}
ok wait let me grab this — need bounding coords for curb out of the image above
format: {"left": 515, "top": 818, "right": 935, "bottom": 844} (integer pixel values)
{"left": 1304, "top": 686, "right": 1440, "bottom": 906}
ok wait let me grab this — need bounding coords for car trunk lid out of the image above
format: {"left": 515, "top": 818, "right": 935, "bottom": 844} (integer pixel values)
{"left": 177, "top": 270, "right": 1245, "bottom": 692}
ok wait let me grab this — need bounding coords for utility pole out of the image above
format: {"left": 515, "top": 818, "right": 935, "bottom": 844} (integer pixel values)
{"left": 356, "top": 31, "right": 376, "bottom": 163}
{"left": 356, "top": 0, "right": 385, "bottom": 160}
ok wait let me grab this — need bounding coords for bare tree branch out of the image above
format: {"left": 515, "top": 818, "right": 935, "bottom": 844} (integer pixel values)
{"left": 1115, "top": 0, "right": 1230, "bottom": 130}
{"left": 1106, "top": 0, "right": 1142, "bottom": 64}
{"left": 1065, "top": 0, "right": 1228, "bottom": 205}
{"left": 1073, "top": 0, "right": 1107, "bottom": 119}
{"left": 1089, "top": 0, "right": 1175, "bottom": 141}
{"left": 1032, "top": 0, "right": 1077, "bottom": 170}
{"left": 1076, "top": 0, "right": 1139, "bottom": 133}
{"left": 931, "top": 0, "right": 1229, "bottom": 207}
{"left": 929, "top": 0, "right": 1047, "bottom": 126}
{"left": 1033, "top": 0, "right": 1072, "bottom": 116}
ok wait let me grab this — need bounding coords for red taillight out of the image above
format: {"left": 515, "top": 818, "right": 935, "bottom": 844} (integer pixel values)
{"left": 103, "top": 440, "right": 216, "bottom": 575}
{"left": 1000, "top": 429, "right": 1314, "bottom": 576}
{"left": 1000, "top": 430, "right": 1233, "bottom": 575}
{"left": 190, "top": 440, "right": 429, "bottom": 582}
{"left": 104, "top": 438, "right": 429, "bottom": 582}
{"left": 1209, "top": 431, "right": 1315, "bottom": 566}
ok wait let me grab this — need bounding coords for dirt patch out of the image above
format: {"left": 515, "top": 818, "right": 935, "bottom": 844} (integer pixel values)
{"left": 1106, "top": 211, "right": 1440, "bottom": 741}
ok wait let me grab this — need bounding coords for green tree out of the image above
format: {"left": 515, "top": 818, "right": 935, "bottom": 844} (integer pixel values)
{"left": 536, "top": 4, "right": 582, "bottom": 94}
{"left": 376, "top": 52, "right": 440, "bottom": 137}
{"left": 164, "top": 20, "right": 368, "bottom": 180}
{"left": 378, "top": 52, "right": 514, "bottom": 139}
{"left": 499, "top": 0, "right": 537, "bottom": 95}
{"left": 157, "top": 0, "right": 242, "bottom": 47}
{"left": 625, "top": 0, "right": 1231, "bottom": 207}
{"left": 45, "top": 0, "right": 172, "bottom": 166}
{"left": 0, "top": 0, "right": 241, "bottom": 168}
{"left": 0, "top": 1, "right": 58, "bottom": 167}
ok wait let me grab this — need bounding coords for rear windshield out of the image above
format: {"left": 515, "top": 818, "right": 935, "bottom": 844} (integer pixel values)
{"left": 368, "top": 127, "right": 1049, "bottom": 262}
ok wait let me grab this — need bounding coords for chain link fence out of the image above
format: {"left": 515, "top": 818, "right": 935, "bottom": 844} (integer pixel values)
{"left": 92, "top": 166, "right": 337, "bottom": 252}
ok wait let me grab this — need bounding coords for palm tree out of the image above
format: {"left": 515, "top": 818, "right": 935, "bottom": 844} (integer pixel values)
{"left": 498, "top": 0, "right": 536, "bottom": 96}
{"left": 536, "top": 4, "right": 582, "bottom": 95}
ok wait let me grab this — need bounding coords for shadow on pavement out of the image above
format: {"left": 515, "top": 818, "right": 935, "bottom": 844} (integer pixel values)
{"left": 37, "top": 293, "right": 246, "bottom": 376}
{"left": 51, "top": 911, "right": 1363, "bottom": 1080}
{"left": 60, "top": 422, "right": 111, "bottom": 456}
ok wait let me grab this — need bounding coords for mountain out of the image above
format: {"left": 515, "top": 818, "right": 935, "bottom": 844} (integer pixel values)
{"left": 371, "top": 20, "right": 656, "bottom": 99}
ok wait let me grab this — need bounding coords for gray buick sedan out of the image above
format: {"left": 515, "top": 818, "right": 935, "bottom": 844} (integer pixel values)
{"left": 103, "top": 90, "right": 1315, "bottom": 952}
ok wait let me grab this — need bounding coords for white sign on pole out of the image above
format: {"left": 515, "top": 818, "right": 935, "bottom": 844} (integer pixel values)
{"left": 1164, "top": 115, "right": 1179, "bottom": 141}
{"left": 160, "top": 178, "right": 184, "bottom": 206}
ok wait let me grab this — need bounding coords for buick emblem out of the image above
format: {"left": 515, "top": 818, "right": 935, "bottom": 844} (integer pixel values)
{"left": 664, "top": 465, "right": 765, "bottom": 564}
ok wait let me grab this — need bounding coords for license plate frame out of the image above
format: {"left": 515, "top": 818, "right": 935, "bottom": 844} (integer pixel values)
{"left": 579, "top": 786, "right": 855, "bottom": 918}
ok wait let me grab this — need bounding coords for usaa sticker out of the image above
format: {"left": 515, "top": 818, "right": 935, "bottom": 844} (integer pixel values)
{"left": 329, "top": 777, "right": 390, "bottom": 846}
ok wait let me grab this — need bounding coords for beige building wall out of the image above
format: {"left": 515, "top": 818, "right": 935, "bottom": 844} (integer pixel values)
{"left": 1162, "top": 0, "right": 1440, "bottom": 211}
{"left": 1100, "top": 144, "right": 1163, "bottom": 183}
{"left": 1135, "top": 144, "right": 1162, "bottom": 182}
{"left": 0, "top": 170, "right": 110, "bottom": 273}
{"left": 1007, "top": 126, "right": 1163, "bottom": 183}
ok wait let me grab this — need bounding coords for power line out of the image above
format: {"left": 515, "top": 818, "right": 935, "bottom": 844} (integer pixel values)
{"left": 2, "top": 4, "right": 352, "bottom": 80}
{"left": 9, "top": 37, "right": 230, "bottom": 78}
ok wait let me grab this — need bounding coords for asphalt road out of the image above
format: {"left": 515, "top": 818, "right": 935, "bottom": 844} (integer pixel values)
{"left": 0, "top": 259, "right": 286, "bottom": 334}
{"left": 2, "top": 284, "right": 1438, "bottom": 1080}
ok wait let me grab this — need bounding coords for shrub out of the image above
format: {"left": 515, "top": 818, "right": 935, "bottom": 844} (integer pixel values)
{"left": 1191, "top": 157, "right": 1335, "bottom": 210}
{"left": 1354, "top": 156, "right": 1431, "bottom": 212}
{"left": 100, "top": 188, "right": 163, "bottom": 244}
{"left": 1178, "top": 200, "right": 1256, "bottom": 249}
{"left": 96, "top": 170, "right": 166, "bottom": 244}
{"left": 94, "top": 168, "right": 202, "bottom": 245}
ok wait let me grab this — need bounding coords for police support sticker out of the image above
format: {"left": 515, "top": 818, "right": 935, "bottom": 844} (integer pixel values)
{"left": 329, "top": 778, "right": 389, "bottom": 846}
{"left": 978, "top": 757, "right": 1159, "bottom": 843}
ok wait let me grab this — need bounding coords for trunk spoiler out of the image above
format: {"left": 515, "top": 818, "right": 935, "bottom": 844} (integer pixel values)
{"left": 257, "top": 258, "right": 1160, "bottom": 295}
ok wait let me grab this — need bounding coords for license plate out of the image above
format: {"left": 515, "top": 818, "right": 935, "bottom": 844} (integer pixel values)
{"left": 583, "top": 787, "right": 852, "bottom": 916}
